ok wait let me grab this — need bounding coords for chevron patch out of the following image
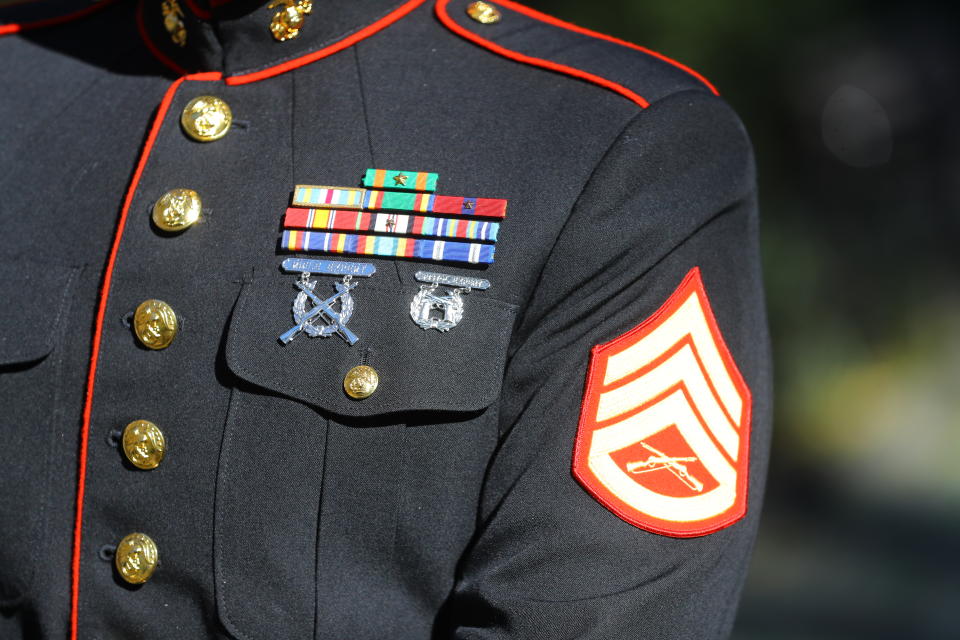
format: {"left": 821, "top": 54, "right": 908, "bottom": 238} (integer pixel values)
{"left": 573, "top": 268, "right": 751, "bottom": 537}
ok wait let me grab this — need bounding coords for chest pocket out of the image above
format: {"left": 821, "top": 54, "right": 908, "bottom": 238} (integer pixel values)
{"left": 214, "top": 269, "right": 517, "bottom": 640}
{"left": 0, "top": 259, "right": 79, "bottom": 605}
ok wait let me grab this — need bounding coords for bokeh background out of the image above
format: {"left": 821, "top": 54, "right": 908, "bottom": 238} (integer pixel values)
{"left": 524, "top": 1, "right": 960, "bottom": 638}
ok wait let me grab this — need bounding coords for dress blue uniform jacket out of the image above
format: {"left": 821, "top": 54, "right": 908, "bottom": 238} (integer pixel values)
{"left": 0, "top": 0, "right": 772, "bottom": 637}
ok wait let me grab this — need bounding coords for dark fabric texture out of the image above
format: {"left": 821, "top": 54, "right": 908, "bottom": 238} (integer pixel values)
{"left": 226, "top": 272, "right": 517, "bottom": 416}
{"left": 0, "top": 0, "right": 771, "bottom": 638}
{"left": 443, "top": 0, "right": 712, "bottom": 104}
{"left": 214, "top": 383, "right": 327, "bottom": 639}
{"left": 0, "top": 0, "right": 106, "bottom": 25}
{"left": 0, "top": 260, "right": 79, "bottom": 606}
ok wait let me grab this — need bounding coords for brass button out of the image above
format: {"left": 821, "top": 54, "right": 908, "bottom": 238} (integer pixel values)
{"left": 180, "top": 95, "right": 232, "bottom": 142}
{"left": 161, "top": 0, "right": 187, "bottom": 46}
{"left": 122, "top": 420, "right": 166, "bottom": 470}
{"left": 115, "top": 532, "right": 159, "bottom": 585}
{"left": 268, "top": 0, "right": 312, "bottom": 41}
{"left": 344, "top": 365, "right": 379, "bottom": 400}
{"left": 466, "top": 1, "right": 501, "bottom": 24}
{"left": 152, "top": 188, "right": 201, "bottom": 232}
{"left": 133, "top": 299, "right": 178, "bottom": 350}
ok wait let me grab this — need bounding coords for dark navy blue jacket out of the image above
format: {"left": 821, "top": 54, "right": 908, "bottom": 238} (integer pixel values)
{"left": 0, "top": 1, "right": 772, "bottom": 637}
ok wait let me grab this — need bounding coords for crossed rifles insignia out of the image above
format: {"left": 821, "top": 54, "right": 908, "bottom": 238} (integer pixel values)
{"left": 278, "top": 258, "right": 376, "bottom": 346}
{"left": 626, "top": 441, "right": 704, "bottom": 493}
{"left": 277, "top": 261, "right": 494, "bottom": 346}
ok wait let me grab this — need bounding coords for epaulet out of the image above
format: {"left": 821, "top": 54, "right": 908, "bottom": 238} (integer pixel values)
{"left": 0, "top": 0, "right": 117, "bottom": 37}
{"left": 435, "top": 0, "right": 718, "bottom": 109}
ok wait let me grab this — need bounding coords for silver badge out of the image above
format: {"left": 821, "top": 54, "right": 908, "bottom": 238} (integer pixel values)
{"left": 279, "top": 260, "right": 375, "bottom": 346}
{"left": 409, "top": 271, "right": 490, "bottom": 332}
{"left": 413, "top": 271, "right": 491, "bottom": 290}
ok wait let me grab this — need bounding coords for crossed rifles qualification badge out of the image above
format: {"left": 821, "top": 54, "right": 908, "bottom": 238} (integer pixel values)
{"left": 278, "top": 258, "right": 375, "bottom": 346}
{"left": 277, "top": 169, "right": 507, "bottom": 345}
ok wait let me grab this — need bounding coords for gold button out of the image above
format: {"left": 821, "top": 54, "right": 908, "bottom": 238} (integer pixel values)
{"left": 161, "top": 0, "right": 187, "bottom": 46}
{"left": 122, "top": 420, "right": 166, "bottom": 470}
{"left": 115, "top": 532, "right": 159, "bottom": 585}
{"left": 344, "top": 365, "right": 379, "bottom": 400}
{"left": 152, "top": 188, "right": 201, "bottom": 232}
{"left": 133, "top": 299, "right": 178, "bottom": 350}
{"left": 180, "top": 95, "right": 232, "bottom": 142}
{"left": 268, "top": 0, "right": 312, "bottom": 42}
{"left": 466, "top": 1, "right": 501, "bottom": 24}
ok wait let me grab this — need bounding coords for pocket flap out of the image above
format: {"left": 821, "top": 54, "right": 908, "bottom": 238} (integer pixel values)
{"left": 0, "top": 260, "right": 79, "bottom": 366}
{"left": 225, "top": 271, "right": 517, "bottom": 417}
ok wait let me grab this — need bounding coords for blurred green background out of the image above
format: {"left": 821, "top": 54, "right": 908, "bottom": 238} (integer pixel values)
{"left": 525, "top": 1, "right": 960, "bottom": 638}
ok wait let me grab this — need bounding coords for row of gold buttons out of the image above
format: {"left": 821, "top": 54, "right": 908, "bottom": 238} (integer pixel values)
{"left": 114, "top": 94, "right": 235, "bottom": 585}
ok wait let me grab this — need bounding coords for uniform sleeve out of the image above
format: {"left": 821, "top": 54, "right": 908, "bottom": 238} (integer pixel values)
{"left": 443, "top": 90, "right": 773, "bottom": 639}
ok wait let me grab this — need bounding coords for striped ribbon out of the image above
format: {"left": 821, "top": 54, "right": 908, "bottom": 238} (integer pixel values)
{"left": 281, "top": 230, "right": 495, "bottom": 265}
{"left": 284, "top": 208, "right": 499, "bottom": 242}
{"left": 363, "top": 169, "right": 438, "bottom": 192}
{"left": 292, "top": 186, "right": 507, "bottom": 219}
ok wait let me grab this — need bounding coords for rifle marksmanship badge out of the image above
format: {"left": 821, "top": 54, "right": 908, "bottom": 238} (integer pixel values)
{"left": 409, "top": 270, "right": 491, "bottom": 332}
{"left": 572, "top": 268, "right": 752, "bottom": 538}
{"left": 279, "top": 169, "right": 506, "bottom": 265}
{"left": 278, "top": 258, "right": 375, "bottom": 346}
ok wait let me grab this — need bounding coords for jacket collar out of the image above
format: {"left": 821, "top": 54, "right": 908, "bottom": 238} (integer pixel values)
{"left": 138, "top": 0, "right": 415, "bottom": 77}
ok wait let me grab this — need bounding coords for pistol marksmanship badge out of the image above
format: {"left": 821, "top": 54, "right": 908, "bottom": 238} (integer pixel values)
{"left": 409, "top": 271, "right": 490, "bottom": 332}
{"left": 278, "top": 258, "right": 375, "bottom": 346}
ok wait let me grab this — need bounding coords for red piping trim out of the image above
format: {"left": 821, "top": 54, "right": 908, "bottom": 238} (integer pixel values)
{"left": 135, "top": 0, "right": 427, "bottom": 83}
{"left": 68, "top": 70, "right": 224, "bottom": 640}
{"left": 0, "top": 0, "right": 119, "bottom": 36}
{"left": 136, "top": 0, "right": 190, "bottom": 76}
{"left": 484, "top": 0, "right": 718, "bottom": 96}
{"left": 435, "top": 0, "right": 649, "bottom": 108}
{"left": 224, "top": 0, "right": 428, "bottom": 85}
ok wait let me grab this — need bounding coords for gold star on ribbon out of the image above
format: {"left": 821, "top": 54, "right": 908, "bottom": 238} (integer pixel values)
{"left": 393, "top": 174, "right": 409, "bottom": 186}
{"left": 463, "top": 199, "right": 474, "bottom": 209}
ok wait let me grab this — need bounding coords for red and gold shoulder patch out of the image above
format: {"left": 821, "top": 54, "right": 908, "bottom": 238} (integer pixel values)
{"left": 573, "top": 267, "right": 751, "bottom": 537}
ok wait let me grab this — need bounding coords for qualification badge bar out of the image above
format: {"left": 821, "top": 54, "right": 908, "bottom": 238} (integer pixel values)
{"left": 281, "top": 169, "right": 507, "bottom": 265}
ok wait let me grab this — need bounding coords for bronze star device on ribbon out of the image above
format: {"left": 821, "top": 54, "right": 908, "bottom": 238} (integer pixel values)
{"left": 279, "top": 169, "right": 506, "bottom": 265}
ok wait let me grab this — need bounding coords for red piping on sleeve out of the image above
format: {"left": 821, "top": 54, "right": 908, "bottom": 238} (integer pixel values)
{"left": 485, "top": 0, "right": 718, "bottom": 96}
{"left": 224, "top": 0, "right": 428, "bottom": 85}
{"left": 0, "top": 0, "right": 119, "bottom": 36}
{"left": 136, "top": 0, "right": 190, "bottom": 76}
{"left": 434, "top": 0, "right": 650, "bottom": 108}
{"left": 68, "top": 70, "right": 224, "bottom": 640}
